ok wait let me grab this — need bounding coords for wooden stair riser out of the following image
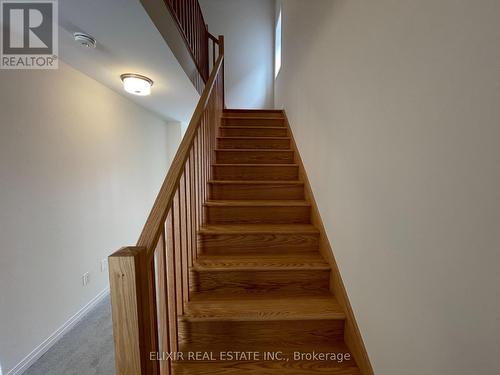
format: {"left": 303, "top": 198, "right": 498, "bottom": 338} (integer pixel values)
{"left": 190, "top": 269, "right": 330, "bottom": 296}
{"left": 215, "top": 150, "right": 294, "bottom": 164}
{"left": 213, "top": 165, "right": 299, "bottom": 181}
{"left": 209, "top": 182, "right": 304, "bottom": 200}
{"left": 205, "top": 204, "right": 311, "bottom": 224}
{"left": 222, "top": 117, "right": 285, "bottom": 127}
{"left": 223, "top": 110, "right": 284, "bottom": 118}
{"left": 218, "top": 137, "right": 291, "bottom": 150}
{"left": 220, "top": 127, "right": 288, "bottom": 137}
{"left": 198, "top": 232, "right": 319, "bottom": 255}
{"left": 179, "top": 319, "right": 345, "bottom": 349}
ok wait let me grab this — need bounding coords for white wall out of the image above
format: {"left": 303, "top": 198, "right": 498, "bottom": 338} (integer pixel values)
{"left": 275, "top": 1, "right": 500, "bottom": 374}
{"left": 0, "top": 62, "right": 182, "bottom": 373}
{"left": 199, "top": 0, "right": 275, "bottom": 109}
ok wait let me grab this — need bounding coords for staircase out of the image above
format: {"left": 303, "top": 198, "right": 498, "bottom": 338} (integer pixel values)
{"left": 172, "top": 109, "right": 362, "bottom": 374}
{"left": 109, "top": 44, "right": 372, "bottom": 375}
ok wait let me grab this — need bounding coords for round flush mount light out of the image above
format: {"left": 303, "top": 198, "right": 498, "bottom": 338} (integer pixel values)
{"left": 73, "top": 32, "right": 97, "bottom": 48}
{"left": 120, "top": 73, "right": 154, "bottom": 96}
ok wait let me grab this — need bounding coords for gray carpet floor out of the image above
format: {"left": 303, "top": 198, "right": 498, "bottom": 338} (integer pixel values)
{"left": 24, "top": 295, "right": 115, "bottom": 375}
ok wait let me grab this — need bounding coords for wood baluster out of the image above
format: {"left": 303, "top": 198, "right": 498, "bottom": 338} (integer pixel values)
{"left": 192, "top": 2, "right": 196, "bottom": 60}
{"left": 205, "top": 112, "right": 209, "bottom": 200}
{"left": 190, "top": 0, "right": 194, "bottom": 49}
{"left": 198, "top": 127, "right": 206, "bottom": 224}
{"left": 185, "top": 0, "right": 189, "bottom": 38}
{"left": 194, "top": 0, "right": 198, "bottom": 53}
{"left": 165, "top": 210, "right": 179, "bottom": 353}
{"left": 147, "top": 255, "right": 160, "bottom": 374}
{"left": 212, "top": 39, "right": 216, "bottom": 68}
{"left": 192, "top": 134, "right": 198, "bottom": 259}
{"left": 205, "top": 111, "right": 210, "bottom": 200}
{"left": 194, "top": 131, "right": 199, "bottom": 230}
{"left": 202, "top": 26, "right": 206, "bottom": 79}
{"left": 194, "top": 0, "right": 198, "bottom": 57}
{"left": 200, "top": 126, "right": 205, "bottom": 225}
{"left": 204, "top": 111, "right": 210, "bottom": 200}
{"left": 154, "top": 228, "right": 171, "bottom": 375}
{"left": 196, "top": 131, "right": 202, "bottom": 236}
{"left": 179, "top": 172, "right": 190, "bottom": 304}
{"left": 202, "top": 21, "right": 205, "bottom": 76}
{"left": 218, "top": 35, "right": 225, "bottom": 108}
{"left": 208, "top": 99, "right": 212, "bottom": 177}
{"left": 178, "top": 0, "right": 183, "bottom": 36}
{"left": 172, "top": 190, "right": 184, "bottom": 314}
{"left": 198, "top": 14, "right": 202, "bottom": 72}
{"left": 187, "top": 0, "right": 190, "bottom": 42}
{"left": 193, "top": 0, "right": 197, "bottom": 55}
{"left": 178, "top": 1, "right": 182, "bottom": 34}
{"left": 190, "top": 147, "right": 197, "bottom": 263}
{"left": 204, "top": 117, "right": 208, "bottom": 209}
{"left": 200, "top": 116, "right": 204, "bottom": 208}
{"left": 211, "top": 94, "right": 216, "bottom": 173}
{"left": 184, "top": 162, "right": 193, "bottom": 268}
{"left": 184, "top": 0, "right": 188, "bottom": 45}
{"left": 200, "top": 117, "right": 206, "bottom": 218}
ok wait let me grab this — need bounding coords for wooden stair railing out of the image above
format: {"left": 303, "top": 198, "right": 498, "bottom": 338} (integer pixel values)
{"left": 165, "top": 0, "right": 209, "bottom": 82}
{"left": 108, "top": 36, "right": 224, "bottom": 375}
{"left": 141, "top": 0, "right": 218, "bottom": 93}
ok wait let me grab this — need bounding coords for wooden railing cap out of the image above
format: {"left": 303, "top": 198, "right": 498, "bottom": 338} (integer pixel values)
{"left": 109, "top": 246, "right": 146, "bottom": 258}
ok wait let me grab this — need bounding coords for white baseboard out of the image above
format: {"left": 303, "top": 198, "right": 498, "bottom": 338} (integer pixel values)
{"left": 7, "top": 287, "right": 110, "bottom": 375}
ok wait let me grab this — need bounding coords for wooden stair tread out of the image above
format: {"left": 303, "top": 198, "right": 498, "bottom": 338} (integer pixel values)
{"left": 224, "top": 109, "right": 284, "bottom": 113}
{"left": 183, "top": 295, "right": 345, "bottom": 322}
{"left": 173, "top": 359, "right": 360, "bottom": 375}
{"left": 215, "top": 148, "right": 293, "bottom": 152}
{"left": 178, "top": 339, "right": 353, "bottom": 355}
{"left": 215, "top": 163, "right": 298, "bottom": 165}
{"left": 199, "top": 224, "right": 318, "bottom": 234}
{"left": 221, "top": 126, "right": 286, "bottom": 129}
{"left": 194, "top": 253, "right": 329, "bottom": 271}
{"left": 217, "top": 136, "right": 290, "bottom": 140}
{"left": 204, "top": 200, "right": 310, "bottom": 207}
{"left": 222, "top": 116, "right": 285, "bottom": 120}
{"left": 222, "top": 117, "right": 285, "bottom": 127}
{"left": 214, "top": 163, "right": 299, "bottom": 167}
{"left": 209, "top": 180, "right": 303, "bottom": 185}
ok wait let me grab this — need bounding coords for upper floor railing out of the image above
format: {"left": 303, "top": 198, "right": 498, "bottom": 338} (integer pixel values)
{"left": 165, "top": 0, "right": 209, "bottom": 82}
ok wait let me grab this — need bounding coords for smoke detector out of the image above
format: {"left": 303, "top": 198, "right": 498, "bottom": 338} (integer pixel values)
{"left": 73, "top": 32, "right": 97, "bottom": 48}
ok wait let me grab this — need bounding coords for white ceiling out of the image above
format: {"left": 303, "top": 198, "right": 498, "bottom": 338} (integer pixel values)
{"left": 59, "top": 0, "right": 199, "bottom": 123}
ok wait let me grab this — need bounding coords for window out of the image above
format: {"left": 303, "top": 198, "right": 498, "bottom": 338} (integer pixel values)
{"left": 275, "top": 9, "right": 282, "bottom": 78}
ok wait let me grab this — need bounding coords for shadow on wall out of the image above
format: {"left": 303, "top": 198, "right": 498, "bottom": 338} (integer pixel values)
{"left": 278, "top": 0, "right": 340, "bottom": 78}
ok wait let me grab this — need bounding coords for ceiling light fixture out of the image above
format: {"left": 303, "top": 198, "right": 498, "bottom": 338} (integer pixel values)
{"left": 73, "top": 32, "right": 97, "bottom": 48}
{"left": 120, "top": 73, "right": 154, "bottom": 96}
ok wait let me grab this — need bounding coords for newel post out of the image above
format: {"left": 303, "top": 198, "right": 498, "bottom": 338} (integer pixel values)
{"left": 218, "top": 34, "right": 225, "bottom": 108}
{"left": 109, "top": 247, "right": 160, "bottom": 375}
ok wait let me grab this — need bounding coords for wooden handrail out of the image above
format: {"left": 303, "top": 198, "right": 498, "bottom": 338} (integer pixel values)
{"left": 137, "top": 52, "right": 224, "bottom": 255}
{"left": 109, "top": 34, "right": 225, "bottom": 375}
{"left": 208, "top": 32, "right": 219, "bottom": 43}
